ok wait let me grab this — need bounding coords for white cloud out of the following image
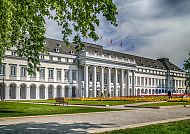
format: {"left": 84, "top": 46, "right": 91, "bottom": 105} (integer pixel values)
{"left": 45, "top": 0, "right": 190, "bottom": 67}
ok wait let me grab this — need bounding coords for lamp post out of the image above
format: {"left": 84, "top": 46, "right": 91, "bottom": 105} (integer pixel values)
{"left": 2, "top": 77, "right": 5, "bottom": 100}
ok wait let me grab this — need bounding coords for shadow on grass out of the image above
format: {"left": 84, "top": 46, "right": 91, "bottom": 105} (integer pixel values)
{"left": 0, "top": 122, "right": 118, "bottom": 134}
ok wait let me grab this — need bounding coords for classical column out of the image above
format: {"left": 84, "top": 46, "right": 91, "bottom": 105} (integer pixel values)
{"left": 114, "top": 68, "right": 118, "bottom": 97}
{"left": 26, "top": 86, "right": 30, "bottom": 100}
{"left": 36, "top": 70, "right": 40, "bottom": 81}
{"left": 139, "top": 77, "right": 142, "bottom": 88}
{"left": 45, "top": 87, "right": 48, "bottom": 99}
{"left": 125, "top": 70, "right": 130, "bottom": 96}
{"left": 54, "top": 87, "right": 57, "bottom": 98}
{"left": 132, "top": 70, "right": 135, "bottom": 96}
{"left": 16, "top": 86, "right": 20, "bottom": 100}
{"left": 5, "top": 64, "right": 9, "bottom": 80}
{"left": 100, "top": 67, "right": 104, "bottom": 96}
{"left": 84, "top": 65, "right": 89, "bottom": 98}
{"left": 120, "top": 69, "right": 124, "bottom": 96}
{"left": 45, "top": 68, "right": 48, "bottom": 82}
{"left": 93, "top": 66, "right": 97, "bottom": 97}
{"left": 69, "top": 86, "right": 72, "bottom": 98}
{"left": 5, "top": 85, "right": 9, "bottom": 100}
{"left": 36, "top": 87, "right": 39, "bottom": 99}
{"left": 69, "top": 69, "right": 73, "bottom": 83}
{"left": 108, "top": 68, "right": 111, "bottom": 97}
{"left": 17, "top": 65, "right": 20, "bottom": 80}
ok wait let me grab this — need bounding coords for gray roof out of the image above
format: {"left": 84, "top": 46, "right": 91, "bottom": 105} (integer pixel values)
{"left": 45, "top": 38, "right": 184, "bottom": 72}
{"left": 45, "top": 38, "right": 77, "bottom": 55}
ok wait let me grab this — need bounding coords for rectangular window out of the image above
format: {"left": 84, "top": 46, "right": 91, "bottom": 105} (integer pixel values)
{"left": 176, "top": 80, "right": 178, "bottom": 87}
{"left": 11, "top": 51, "right": 16, "bottom": 56}
{"left": 145, "top": 78, "right": 148, "bottom": 85}
{"left": 173, "top": 80, "right": 175, "bottom": 87}
{"left": 152, "top": 78, "right": 155, "bottom": 86}
{"left": 155, "top": 78, "right": 158, "bottom": 86}
{"left": 0, "top": 64, "right": 5, "bottom": 75}
{"left": 104, "top": 73, "right": 107, "bottom": 84}
{"left": 149, "top": 78, "right": 151, "bottom": 86}
{"left": 97, "top": 73, "right": 100, "bottom": 82}
{"left": 89, "top": 73, "right": 93, "bottom": 81}
{"left": 58, "top": 57, "right": 61, "bottom": 61}
{"left": 141, "top": 77, "right": 144, "bottom": 85}
{"left": 179, "top": 80, "right": 181, "bottom": 87}
{"left": 20, "top": 66, "right": 26, "bottom": 77}
{"left": 118, "top": 74, "right": 120, "bottom": 83}
{"left": 159, "top": 79, "right": 161, "bottom": 86}
{"left": 72, "top": 70, "right": 77, "bottom": 81}
{"left": 49, "top": 56, "right": 53, "bottom": 61}
{"left": 39, "top": 55, "right": 44, "bottom": 60}
{"left": 57, "top": 70, "right": 62, "bottom": 79}
{"left": 10, "top": 65, "right": 17, "bottom": 76}
{"left": 48, "top": 69, "right": 54, "bottom": 79}
{"left": 137, "top": 77, "right": 140, "bottom": 86}
{"left": 165, "top": 79, "right": 168, "bottom": 87}
{"left": 40, "top": 68, "right": 45, "bottom": 78}
{"left": 129, "top": 76, "right": 132, "bottom": 84}
{"left": 64, "top": 69, "right": 69, "bottom": 80}
{"left": 111, "top": 74, "right": 114, "bottom": 83}
{"left": 162, "top": 79, "right": 165, "bottom": 87}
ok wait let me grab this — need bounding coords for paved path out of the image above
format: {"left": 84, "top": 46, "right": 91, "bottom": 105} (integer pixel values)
{"left": 0, "top": 106, "right": 190, "bottom": 134}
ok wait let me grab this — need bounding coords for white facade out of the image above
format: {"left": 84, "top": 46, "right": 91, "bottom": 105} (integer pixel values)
{"left": 0, "top": 39, "right": 187, "bottom": 100}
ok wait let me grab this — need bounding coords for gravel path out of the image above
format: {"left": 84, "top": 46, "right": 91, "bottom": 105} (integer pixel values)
{"left": 0, "top": 106, "right": 190, "bottom": 134}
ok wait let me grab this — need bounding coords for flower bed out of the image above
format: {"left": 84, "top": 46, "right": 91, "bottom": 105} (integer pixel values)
{"left": 65, "top": 94, "right": 190, "bottom": 102}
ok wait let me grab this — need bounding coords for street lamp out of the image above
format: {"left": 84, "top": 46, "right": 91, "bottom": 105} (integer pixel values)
{"left": 2, "top": 77, "right": 5, "bottom": 100}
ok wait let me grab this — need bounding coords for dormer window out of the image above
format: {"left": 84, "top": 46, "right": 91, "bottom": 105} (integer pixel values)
{"left": 54, "top": 48, "right": 59, "bottom": 52}
{"left": 69, "top": 51, "right": 74, "bottom": 54}
{"left": 49, "top": 56, "right": 53, "bottom": 61}
{"left": 11, "top": 51, "right": 17, "bottom": 56}
{"left": 57, "top": 44, "right": 61, "bottom": 47}
{"left": 39, "top": 55, "right": 44, "bottom": 60}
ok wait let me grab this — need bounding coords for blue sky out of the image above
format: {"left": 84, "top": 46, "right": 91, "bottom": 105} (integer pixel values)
{"left": 45, "top": 0, "right": 190, "bottom": 68}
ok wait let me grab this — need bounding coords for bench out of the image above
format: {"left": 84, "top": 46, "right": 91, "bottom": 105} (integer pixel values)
{"left": 55, "top": 97, "right": 68, "bottom": 106}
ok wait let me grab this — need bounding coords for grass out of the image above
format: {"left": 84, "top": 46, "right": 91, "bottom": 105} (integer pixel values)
{"left": 0, "top": 102, "right": 120, "bottom": 118}
{"left": 99, "top": 119, "right": 190, "bottom": 134}
{"left": 14, "top": 100, "right": 137, "bottom": 106}
{"left": 140, "top": 101, "right": 190, "bottom": 107}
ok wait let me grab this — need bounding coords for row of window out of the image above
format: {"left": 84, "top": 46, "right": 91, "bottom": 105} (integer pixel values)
{"left": 138, "top": 68, "right": 166, "bottom": 75}
{"left": 39, "top": 55, "right": 75, "bottom": 63}
{"left": 135, "top": 76, "right": 185, "bottom": 88}
{"left": 10, "top": 50, "right": 76, "bottom": 63}
{"left": 87, "top": 73, "right": 121, "bottom": 84}
{"left": 0, "top": 64, "right": 77, "bottom": 81}
{"left": 137, "top": 68, "right": 185, "bottom": 77}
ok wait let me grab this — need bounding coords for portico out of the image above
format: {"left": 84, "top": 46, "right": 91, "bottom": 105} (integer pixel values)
{"left": 79, "top": 51, "right": 137, "bottom": 98}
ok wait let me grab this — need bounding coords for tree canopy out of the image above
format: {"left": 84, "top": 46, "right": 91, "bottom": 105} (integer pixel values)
{"left": 0, "top": 0, "right": 117, "bottom": 74}
{"left": 183, "top": 52, "right": 190, "bottom": 92}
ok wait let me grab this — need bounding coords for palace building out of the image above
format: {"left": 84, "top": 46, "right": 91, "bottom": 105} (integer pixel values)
{"left": 0, "top": 38, "right": 187, "bottom": 100}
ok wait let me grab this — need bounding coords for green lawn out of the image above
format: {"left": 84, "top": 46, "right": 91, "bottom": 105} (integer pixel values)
{"left": 0, "top": 102, "right": 119, "bottom": 118}
{"left": 140, "top": 101, "right": 190, "bottom": 107}
{"left": 99, "top": 119, "right": 190, "bottom": 134}
{"left": 14, "top": 100, "right": 137, "bottom": 106}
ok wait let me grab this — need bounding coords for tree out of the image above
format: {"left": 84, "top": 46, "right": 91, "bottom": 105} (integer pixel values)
{"left": 0, "top": 0, "right": 117, "bottom": 74}
{"left": 183, "top": 52, "right": 190, "bottom": 93}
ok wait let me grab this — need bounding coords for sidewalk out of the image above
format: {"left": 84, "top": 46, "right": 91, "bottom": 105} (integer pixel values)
{"left": 0, "top": 106, "right": 189, "bottom": 134}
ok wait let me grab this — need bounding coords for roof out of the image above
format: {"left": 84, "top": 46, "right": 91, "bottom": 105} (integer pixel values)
{"left": 45, "top": 38, "right": 77, "bottom": 55}
{"left": 45, "top": 38, "right": 184, "bottom": 72}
